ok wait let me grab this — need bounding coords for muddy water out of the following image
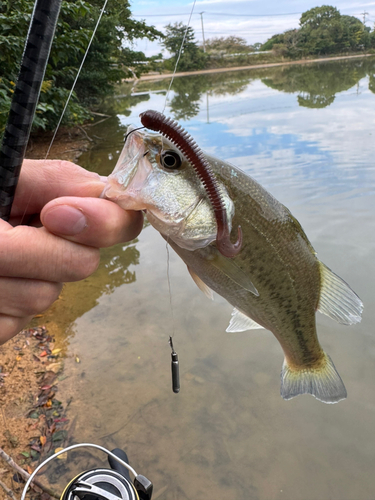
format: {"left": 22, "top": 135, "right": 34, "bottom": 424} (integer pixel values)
{"left": 44, "top": 59, "right": 374, "bottom": 499}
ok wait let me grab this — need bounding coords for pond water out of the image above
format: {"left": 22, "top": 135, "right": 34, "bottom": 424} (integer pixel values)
{"left": 45, "top": 58, "right": 375, "bottom": 499}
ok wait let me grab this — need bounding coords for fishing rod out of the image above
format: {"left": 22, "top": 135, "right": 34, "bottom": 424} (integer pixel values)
{"left": 0, "top": 0, "right": 62, "bottom": 221}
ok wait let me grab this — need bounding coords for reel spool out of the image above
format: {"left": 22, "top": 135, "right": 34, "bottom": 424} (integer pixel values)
{"left": 61, "top": 468, "right": 139, "bottom": 500}
{"left": 21, "top": 444, "right": 153, "bottom": 500}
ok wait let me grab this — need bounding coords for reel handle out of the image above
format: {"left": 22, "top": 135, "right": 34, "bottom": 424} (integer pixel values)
{"left": 108, "top": 448, "right": 131, "bottom": 481}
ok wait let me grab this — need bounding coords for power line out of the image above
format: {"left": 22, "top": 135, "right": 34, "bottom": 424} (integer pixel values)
{"left": 202, "top": 30, "right": 280, "bottom": 34}
{"left": 209, "top": 12, "right": 301, "bottom": 16}
{"left": 132, "top": 11, "right": 301, "bottom": 18}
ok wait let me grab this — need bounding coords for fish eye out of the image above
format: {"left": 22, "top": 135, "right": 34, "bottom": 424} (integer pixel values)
{"left": 160, "top": 150, "right": 182, "bottom": 169}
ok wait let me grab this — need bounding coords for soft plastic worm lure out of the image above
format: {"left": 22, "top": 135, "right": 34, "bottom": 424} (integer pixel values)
{"left": 139, "top": 110, "right": 242, "bottom": 258}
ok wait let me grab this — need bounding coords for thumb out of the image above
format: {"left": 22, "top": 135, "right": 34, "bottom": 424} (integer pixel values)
{"left": 41, "top": 197, "right": 143, "bottom": 248}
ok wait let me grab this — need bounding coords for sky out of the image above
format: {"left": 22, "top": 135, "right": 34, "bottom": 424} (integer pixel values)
{"left": 128, "top": 0, "right": 375, "bottom": 56}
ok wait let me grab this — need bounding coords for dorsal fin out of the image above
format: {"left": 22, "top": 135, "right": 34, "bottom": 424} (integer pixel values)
{"left": 226, "top": 308, "right": 264, "bottom": 332}
{"left": 317, "top": 263, "right": 363, "bottom": 325}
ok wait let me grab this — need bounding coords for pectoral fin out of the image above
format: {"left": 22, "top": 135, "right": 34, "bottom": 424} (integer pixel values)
{"left": 226, "top": 308, "right": 264, "bottom": 332}
{"left": 317, "top": 263, "right": 363, "bottom": 325}
{"left": 210, "top": 253, "right": 259, "bottom": 296}
{"left": 187, "top": 266, "right": 214, "bottom": 300}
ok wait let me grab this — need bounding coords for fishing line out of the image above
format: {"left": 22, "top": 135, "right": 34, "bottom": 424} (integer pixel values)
{"left": 159, "top": 0, "right": 197, "bottom": 390}
{"left": 162, "top": 0, "right": 198, "bottom": 114}
{"left": 0, "top": 0, "right": 62, "bottom": 222}
{"left": 124, "top": 126, "right": 145, "bottom": 145}
{"left": 166, "top": 240, "right": 180, "bottom": 393}
{"left": 45, "top": 0, "right": 109, "bottom": 161}
{"left": 165, "top": 241, "right": 175, "bottom": 332}
{"left": 20, "top": 0, "right": 109, "bottom": 224}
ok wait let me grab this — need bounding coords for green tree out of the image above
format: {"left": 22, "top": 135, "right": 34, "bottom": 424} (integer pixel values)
{"left": 205, "top": 36, "right": 252, "bottom": 55}
{"left": 260, "top": 33, "right": 285, "bottom": 51}
{"left": 162, "top": 22, "right": 207, "bottom": 72}
{"left": 299, "top": 5, "right": 340, "bottom": 29}
{"left": 298, "top": 6, "right": 342, "bottom": 55}
{"left": 261, "top": 6, "right": 371, "bottom": 58}
{"left": 0, "top": 0, "right": 163, "bottom": 133}
{"left": 298, "top": 6, "right": 369, "bottom": 55}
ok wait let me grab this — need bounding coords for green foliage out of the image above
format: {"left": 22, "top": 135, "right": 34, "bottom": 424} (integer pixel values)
{"left": 298, "top": 6, "right": 369, "bottom": 55}
{"left": 0, "top": 0, "right": 163, "bottom": 133}
{"left": 299, "top": 5, "right": 340, "bottom": 29}
{"left": 261, "top": 5, "right": 372, "bottom": 59}
{"left": 261, "top": 33, "right": 285, "bottom": 51}
{"left": 162, "top": 22, "right": 207, "bottom": 72}
{"left": 205, "top": 36, "right": 252, "bottom": 55}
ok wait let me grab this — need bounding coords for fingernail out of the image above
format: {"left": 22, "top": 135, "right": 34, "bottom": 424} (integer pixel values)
{"left": 43, "top": 205, "right": 87, "bottom": 235}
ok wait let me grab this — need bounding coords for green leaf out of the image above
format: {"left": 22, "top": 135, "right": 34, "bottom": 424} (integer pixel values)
{"left": 52, "top": 430, "right": 67, "bottom": 442}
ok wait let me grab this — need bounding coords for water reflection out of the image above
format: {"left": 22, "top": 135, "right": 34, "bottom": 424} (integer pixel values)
{"left": 116, "top": 57, "right": 375, "bottom": 123}
{"left": 38, "top": 240, "right": 140, "bottom": 346}
{"left": 50, "top": 58, "right": 375, "bottom": 500}
{"left": 262, "top": 59, "right": 375, "bottom": 108}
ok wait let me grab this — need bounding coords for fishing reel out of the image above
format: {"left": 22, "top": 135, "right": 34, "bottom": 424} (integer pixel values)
{"left": 21, "top": 444, "right": 153, "bottom": 500}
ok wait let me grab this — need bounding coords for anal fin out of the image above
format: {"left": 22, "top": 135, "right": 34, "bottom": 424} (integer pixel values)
{"left": 318, "top": 263, "right": 363, "bottom": 325}
{"left": 226, "top": 308, "right": 264, "bottom": 332}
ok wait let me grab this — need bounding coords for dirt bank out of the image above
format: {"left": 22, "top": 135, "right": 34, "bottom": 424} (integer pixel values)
{"left": 0, "top": 327, "right": 70, "bottom": 499}
{"left": 26, "top": 127, "right": 91, "bottom": 163}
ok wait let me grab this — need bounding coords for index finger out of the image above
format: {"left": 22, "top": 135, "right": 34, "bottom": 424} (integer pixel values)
{"left": 11, "top": 159, "right": 106, "bottom": 217}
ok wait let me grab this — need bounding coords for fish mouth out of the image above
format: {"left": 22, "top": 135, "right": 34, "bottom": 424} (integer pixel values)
{"left": 101, "top": 126, "right": 147, "bottom": 202}
{"left": 113, "top": 126, "right": 146, "bottom": 186}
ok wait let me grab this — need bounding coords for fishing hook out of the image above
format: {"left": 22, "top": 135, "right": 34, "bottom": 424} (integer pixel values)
{"left": 124, "top": 126, "right": 145, "bottom": 145}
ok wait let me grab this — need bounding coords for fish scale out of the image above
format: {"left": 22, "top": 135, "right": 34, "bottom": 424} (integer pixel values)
{"left": 103, "top": 128, "right": 363, "bottom": 404}
{"left": 214, "top": 157, "right": 322, "bottom": 362}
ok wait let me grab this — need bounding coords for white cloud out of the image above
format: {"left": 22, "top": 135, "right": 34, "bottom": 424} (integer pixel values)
{"left": 192, "top": 0, "right": 255, "bottom": 4}
{"left": 132, "top": 0, "right": 374, "bottom": 56}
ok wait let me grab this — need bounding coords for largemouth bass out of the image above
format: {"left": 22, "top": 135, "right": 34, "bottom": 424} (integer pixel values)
{"left": 103, "top": 125, "right": 363, "bottom": 404}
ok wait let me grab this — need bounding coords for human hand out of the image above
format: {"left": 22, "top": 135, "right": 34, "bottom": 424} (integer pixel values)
{"left": 0, "top": 159, "right": 143, "bottom": 345}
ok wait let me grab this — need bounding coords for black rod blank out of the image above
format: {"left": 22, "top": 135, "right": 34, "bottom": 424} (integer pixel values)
{"left": 0, "top": 0, "right": 62, "bottom": 221}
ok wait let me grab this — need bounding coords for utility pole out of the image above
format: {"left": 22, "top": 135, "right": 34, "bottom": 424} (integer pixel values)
{"left": 362, "top": 11, "right": 369, "bottom": 27}
{"left": 200, "top": 12, "right": 206, "bottom": 52}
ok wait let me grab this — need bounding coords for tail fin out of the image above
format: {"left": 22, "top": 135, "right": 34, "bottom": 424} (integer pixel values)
{"left": 280, "top": 353, "right": 347, "bottom": 404}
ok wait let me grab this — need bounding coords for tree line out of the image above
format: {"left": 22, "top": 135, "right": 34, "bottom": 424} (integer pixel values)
{"left": 1, "top": 2, "right": 374, "bottom": 134}
{"left": 162, "top": 6, "right": 375, "bottom": 72}
{"left": 261, "top": 5, "right": 374, "bottom": 56}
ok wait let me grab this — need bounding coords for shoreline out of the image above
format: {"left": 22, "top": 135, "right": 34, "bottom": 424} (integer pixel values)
{"left": 133, "top": 53, "right": 375, "bottom": 81}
